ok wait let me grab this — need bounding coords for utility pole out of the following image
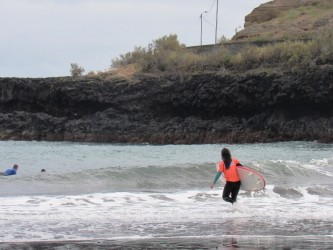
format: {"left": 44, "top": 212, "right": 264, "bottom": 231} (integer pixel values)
{"left": 200, "top": 11, "right": 207, "bottom": 45}
{"left": 215, "top": 0, "right": 219, "bottom": 44}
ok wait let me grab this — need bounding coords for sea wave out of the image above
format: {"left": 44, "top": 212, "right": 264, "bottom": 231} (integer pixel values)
{"left": 1, "top": 158, "right": 332, "bottom": 196}
{"left": 252, "top": 158, "right": 333, "bottom": 183}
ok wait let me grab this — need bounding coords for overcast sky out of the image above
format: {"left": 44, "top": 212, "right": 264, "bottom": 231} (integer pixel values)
{"left": 0, "top": 0, "right": 270, "bottom": 78}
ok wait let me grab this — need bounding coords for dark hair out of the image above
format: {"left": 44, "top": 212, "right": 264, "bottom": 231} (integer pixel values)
{"left": 221, "top": 148, "right": 232, "bottom": 169}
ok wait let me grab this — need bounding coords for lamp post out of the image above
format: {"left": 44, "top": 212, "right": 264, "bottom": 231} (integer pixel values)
{"left": 215, "top": 0, "right": 219, "bottom": 44}
{"left": 200, "top": 11, "right": 207, "bottom": 45}
{"left": 235, "top": 26, "right": 242, "bottom": 35}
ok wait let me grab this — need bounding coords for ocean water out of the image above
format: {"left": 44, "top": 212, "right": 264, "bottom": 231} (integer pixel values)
{"left": 0, "top": 141, "right": 332, "bottom": 249}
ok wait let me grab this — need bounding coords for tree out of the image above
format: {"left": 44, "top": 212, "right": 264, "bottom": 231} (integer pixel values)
{"left": 70, "top": 63, "right": 85, "bottom": 78}
{"left": 153, "top": 34, "right": 185, "bottom": 53}
{"left": 218, "top": 35, "right": 230, "bottom": 44}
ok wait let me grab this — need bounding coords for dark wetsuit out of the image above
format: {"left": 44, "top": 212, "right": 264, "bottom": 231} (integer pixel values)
{"left": 213, "top": 159, "right": 242, "bottom": 204}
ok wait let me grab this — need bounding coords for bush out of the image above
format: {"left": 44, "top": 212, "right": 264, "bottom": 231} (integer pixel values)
{"left": 110, "top": 32, "right": 333, "bottom": 75}
{"left": 70, "top": 63, "right": 85, "bottom": 78}
{"left": 153, "top": 34, "right": 185, "bottom": 52}
{"left": 316, "top": 32, "right": 333, "bottom": 64}
{"left": 228, "top": 39, "right": 327, "bottom": 72}
{"left": 111, "top": 34, "right": 188, "bottom": 73}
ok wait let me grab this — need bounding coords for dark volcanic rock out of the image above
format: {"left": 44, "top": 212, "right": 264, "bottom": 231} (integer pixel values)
{"left": 0, "top": 67, "right": 332, "bottom": 144}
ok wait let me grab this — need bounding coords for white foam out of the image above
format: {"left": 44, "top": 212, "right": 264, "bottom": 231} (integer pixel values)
{"left": 0, "top": 141, "right": 332, "bottom": 242}
{"left": 0, "top": 189, "right": 332, "bottom": 241}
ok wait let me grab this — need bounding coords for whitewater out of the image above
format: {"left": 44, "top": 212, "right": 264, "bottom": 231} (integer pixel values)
{"left": 0, "top": 141, "right": 332, "bottom": 249}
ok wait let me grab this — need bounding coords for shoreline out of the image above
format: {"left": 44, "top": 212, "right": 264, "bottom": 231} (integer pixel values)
{"left": 0, "top": 136, "right": 331, "bottom": 145}
{"left": 1, "top": 235, "right": 333, "bottom": 249}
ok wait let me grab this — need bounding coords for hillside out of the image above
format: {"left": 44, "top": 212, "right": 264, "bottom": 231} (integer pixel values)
{"left": 233, "top": 0, "right": 333, "bottom": 41}
{"left": 0, "top": 0, "right": 332, "bottom": 144}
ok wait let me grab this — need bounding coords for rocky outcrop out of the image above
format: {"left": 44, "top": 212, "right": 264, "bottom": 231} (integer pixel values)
{"left": 244, "top": 0, "right": 318, "bottom": 25}
{"left": 234, "top": 0, "right": 333, "bottom": 41}
{"left": 0, "top": 66, "right": 332, "bottom": 144}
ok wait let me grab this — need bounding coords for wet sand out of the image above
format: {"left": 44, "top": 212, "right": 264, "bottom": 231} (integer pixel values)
{"left": 1, "top": 236, "right": 333, "bottom": 250}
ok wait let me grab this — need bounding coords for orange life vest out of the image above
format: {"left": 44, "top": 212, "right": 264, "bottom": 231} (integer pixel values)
{"left": 218, "top": 158, "right": 240, "bottom": 182}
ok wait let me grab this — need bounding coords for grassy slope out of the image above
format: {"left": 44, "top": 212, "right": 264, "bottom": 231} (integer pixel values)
{"left": 234, "top": 0, "right": 333, "bottom": 41}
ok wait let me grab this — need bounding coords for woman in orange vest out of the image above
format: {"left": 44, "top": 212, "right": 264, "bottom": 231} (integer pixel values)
{"left": 211, "top": 148, "right": 242, "bottom": 204}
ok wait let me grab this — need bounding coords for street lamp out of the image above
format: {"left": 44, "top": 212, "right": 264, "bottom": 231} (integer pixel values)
{"left": 215, "top": 0, "right": 219, "bottom": 44}
{"left": 235, "top": 26, "right": 242, "bottom": 35}
{"left": 200, "top": 11, "right": 207, "bottom": 45}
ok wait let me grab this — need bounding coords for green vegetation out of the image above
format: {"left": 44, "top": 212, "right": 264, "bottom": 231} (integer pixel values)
{"left": 315, "top": 0, "right": 333, "bottom": 10}
{"left": 70, "top": 63, "right": 85, "bottom": 78}
{"left": 278, "top": 0, "right": 333, "bottom": 22}
{"left": 107, "top": 0, "right": 333, "bottom": 77}
{"left": 285, "top": 6, "right": 320, "bottom": 20}
{"left": 229, "top": 33, "right": 332, "bottom": 72}
{"left": 111, "top": 34, "right": 193, "bottom": 72}
{"left": 110, "top": 32, "right": 333, "bottom": 75}
{"left": 233, "top": 0, "right": 333, "bottom": 43}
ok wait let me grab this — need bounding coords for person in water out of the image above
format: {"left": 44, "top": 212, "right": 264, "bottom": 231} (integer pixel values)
{"left": 1, "top": 164, "right": 19, "bottom": 176}
{"left": 211, "top": 148, "right": 242, "bottom": 204}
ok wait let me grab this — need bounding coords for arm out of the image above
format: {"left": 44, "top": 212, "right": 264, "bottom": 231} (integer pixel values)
{"left": 211, "top": 171, "right": 222, "bottom": 189}
{"left": 236, "top": 162, "right": 243, "bottom": 167}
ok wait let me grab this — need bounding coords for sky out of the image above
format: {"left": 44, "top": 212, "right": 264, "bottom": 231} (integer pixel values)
{"left": 0, "top": 0, "right": 271, "bottom": 78}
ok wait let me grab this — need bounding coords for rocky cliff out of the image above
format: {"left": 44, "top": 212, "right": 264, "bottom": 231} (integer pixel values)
{"left": 0, "top": 66, "right": 332, "bottom": 144}
{"left": 233, "top": 0, "right": 333, "bottom": 41}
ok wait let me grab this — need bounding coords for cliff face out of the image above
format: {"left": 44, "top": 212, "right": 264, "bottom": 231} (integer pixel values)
{"left": 234, "top": 0, "right": 333, "bottom": 41}
{"left": 0, "top": 66, "right": 332, "bottom": 144}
